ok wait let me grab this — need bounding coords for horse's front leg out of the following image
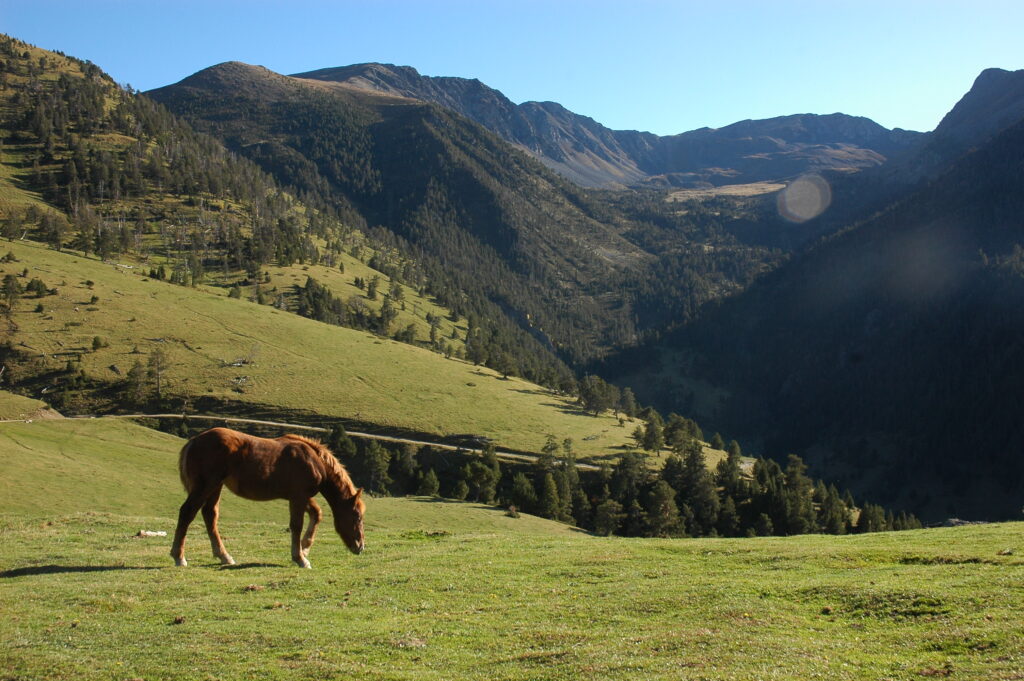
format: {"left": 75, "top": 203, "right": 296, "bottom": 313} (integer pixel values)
{"left": 301, "top": 499, "right": 322, "bottom": 558}
{"left": 289, "top": 498, "right": 312, "bottom": 568}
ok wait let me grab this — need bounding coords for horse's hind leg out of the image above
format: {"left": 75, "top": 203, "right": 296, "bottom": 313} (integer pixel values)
{"left": 201, "top": 486, "right": 235, "bottom": 566}
{"left": 289, "top": 498, "right": 312, "bottom": 568}
{"left": 171, "top": 485, "right": 216, "bottom": 567}
{"left": 300, "top": 499, "right": 322, "bottom": 558}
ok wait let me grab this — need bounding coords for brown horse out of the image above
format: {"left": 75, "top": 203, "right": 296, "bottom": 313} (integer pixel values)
{"left": 171, "top": 427, "right": 365, "bottom": 568}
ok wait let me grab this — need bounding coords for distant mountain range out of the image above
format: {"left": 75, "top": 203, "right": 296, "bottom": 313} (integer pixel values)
{"left": 151, "top": 57, "right": 1024, "bottom": 521}
{"left": 293, "top": 63, "right": 923, "bottom": 188}
{"left": 603, "top": 67, "right": 1024, "bottom": 520}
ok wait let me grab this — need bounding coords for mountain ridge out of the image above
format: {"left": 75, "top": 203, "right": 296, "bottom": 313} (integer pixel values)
{"left": 293, "top": 62, "right": 923, "bottom": 188}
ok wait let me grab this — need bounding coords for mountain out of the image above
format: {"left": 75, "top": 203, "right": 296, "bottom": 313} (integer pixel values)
{"left": 890, "top": 67, "right": 1024, "bottom": 182}
{"left": 607, "top": 109, "right": 1024, "bottom": 521}
{"left": 149, "top": 61, "right": 782, "bottom": 361}
{"left": 294, "top": 63, "right": 922, "bottom": 189}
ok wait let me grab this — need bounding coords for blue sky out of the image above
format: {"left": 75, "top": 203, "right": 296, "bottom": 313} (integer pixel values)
{"left": 3, "top": 0, "right": 1022, "bottom": 135}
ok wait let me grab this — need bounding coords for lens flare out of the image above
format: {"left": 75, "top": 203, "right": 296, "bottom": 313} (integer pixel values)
{"left": 777, "top": 174, "right": 831, "bottom": 223}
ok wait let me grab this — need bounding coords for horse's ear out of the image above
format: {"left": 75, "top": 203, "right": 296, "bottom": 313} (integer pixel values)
{"left": 355, "top": 487, "right": 363, "bottom": 500}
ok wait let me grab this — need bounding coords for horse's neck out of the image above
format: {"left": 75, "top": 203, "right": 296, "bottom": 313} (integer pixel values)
{"left": 320, "top": 479, "right": 355, "bottom": 507}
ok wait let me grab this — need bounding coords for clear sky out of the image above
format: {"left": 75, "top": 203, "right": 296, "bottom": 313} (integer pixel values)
{"left": 3, "top": 0, "right": 1022, "bottom": 135}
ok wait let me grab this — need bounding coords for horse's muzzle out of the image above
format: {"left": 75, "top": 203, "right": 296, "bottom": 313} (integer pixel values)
{"left": 350, "top": 542, "right": 364, "bottom": 555}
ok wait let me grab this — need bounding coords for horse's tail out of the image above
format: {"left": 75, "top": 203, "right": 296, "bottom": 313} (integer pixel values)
{"left": 178, "top": 437, "right": 195, "bottom": 493}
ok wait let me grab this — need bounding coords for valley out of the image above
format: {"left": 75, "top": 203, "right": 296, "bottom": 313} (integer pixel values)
{"left": 1, "top": 14, "right": 1023, "bottom": 679}
{"left": 2, "top": 29, "right": 1022, "bottom": 530}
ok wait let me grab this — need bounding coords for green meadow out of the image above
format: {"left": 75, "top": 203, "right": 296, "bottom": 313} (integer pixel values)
{"left": 0, "top": 239, "right": 641, "bottom": 460}
{"left": 2, "top": 412, "right": 1022, "bottom": 680}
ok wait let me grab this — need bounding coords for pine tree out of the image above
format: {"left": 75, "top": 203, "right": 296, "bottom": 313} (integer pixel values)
{"left": 856, "top": 503, "right": 887, "bottom": 533}
{"left": 464, "top": 460, "right": 499, "bottom": 504}
{"left": 751, "top": 458, "right": 788, "bottom": 534}
{"left": 618, "top": 387, "right": 638, "bottom": 418}
{"left": 818, "top": 485, "right": 849, "bottom": 535}
{"left": 663, "top": 413, "right": 691, "bottom": 450}
{"left": 2, "top": 273, "right": 21, "bottom": 312}
{"left": 644, "top": 480, "right": 682, "bottom": 537}
{"left": 553, "top": 468, "right": 574, "bottom": 522}
{"left": 146, "top": 347, "right": 168, "bottom": 402}
{"left": 716, "top": 442, "right": 744, "bottom": 498}
{"left": 755, "top": 512, "right": 774, "bottom": 536}
{"left": 672, "top": 442, "right": 719, "bottom": 536}
{"left": 784, "top": 454, "right": 816, "bottom": 535}
{"left": 509, "top": 472, "right": 538, "bottom": 512}
{"left": 451, "top": 479, "right": 469, "bottom": 501}
{"left": 327, "top": 425, "right": 358, "bottom": 464}
{"left": 593, "top": 498, "right": 624, "bottom": 536}
{"left": 717, "top": 495, "right": 741, "bottom": 537}
{"left": 610, "top": 451, "right": 648, "bottom": 510}
{"left": 418, "top": 469, "right": 440, "bottom": 497}
{"left": 123, "top": 359, "right": 148, "bottom": 407}
{"left": 389, "top": 443, "right": 420, "bottom": 494}
{"left": 362, "top": 440, "right": 392, "bottom": 494}
{"left": 642, "top": 416, "right": 665, "bottom": 453}
{"left": 379, "top": 295, "right": 397, "bottom": 335}
{"left": 538, "top": 472, "right": 561, "bottom": 519}
{"left": 624, "top": 499, "right": 647, "bottom": 537}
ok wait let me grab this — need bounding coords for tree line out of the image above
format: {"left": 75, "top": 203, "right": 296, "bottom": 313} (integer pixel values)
{"left": 325, "top": 425, "right": 920, "bottom": 539}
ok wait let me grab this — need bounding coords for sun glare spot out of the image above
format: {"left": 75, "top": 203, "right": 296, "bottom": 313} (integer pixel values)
{"left": 777, "top": 174, "right": 832, "bottom": 223}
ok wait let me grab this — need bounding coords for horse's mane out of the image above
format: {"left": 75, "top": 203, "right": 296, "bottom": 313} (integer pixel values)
{"left": 282, "top": 434, "right": 357, "bottom": 497}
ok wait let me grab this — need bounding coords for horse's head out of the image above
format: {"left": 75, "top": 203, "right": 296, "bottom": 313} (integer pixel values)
{"left": 334, "top": 488, "right": 366, "bottom": 554}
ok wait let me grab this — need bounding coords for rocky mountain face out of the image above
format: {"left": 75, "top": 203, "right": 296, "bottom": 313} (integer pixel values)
{"left": 889, "top": 67, "right": 1024, "bottom": 182}
{"left": 294, "top": 63, "right": 922, "bottom": 188}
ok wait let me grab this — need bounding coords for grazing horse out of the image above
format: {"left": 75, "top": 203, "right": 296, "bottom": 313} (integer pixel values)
{"left": 171, "top": 427, "right": 365, "bottom": 568}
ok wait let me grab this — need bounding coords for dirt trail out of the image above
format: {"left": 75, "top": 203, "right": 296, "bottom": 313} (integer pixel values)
{"left": 62, "top": 413, "right": 600, "bottom": 471}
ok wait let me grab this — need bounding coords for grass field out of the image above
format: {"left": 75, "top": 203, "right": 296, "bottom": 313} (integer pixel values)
{"left": 0, "top": 239, "right": 641, "bottom": 460}
{"left": 2, "top": 415, "right": 1023, "bottom": 680}
{"left": 666, "top": 182, "right": 786, "bottom": 201}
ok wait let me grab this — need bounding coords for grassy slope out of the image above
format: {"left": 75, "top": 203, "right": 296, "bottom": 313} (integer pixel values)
{"left": 1, "top": 417, "right": 1022, "bottom": 680}
{"left": 0, "top": 411, "right": 576, "bottom": 536}
{"left": 258, "top": 253, "right": 467, "bottom": 357}
{"left": 0, "top": 240, "right": 639, "bottom": 460}
{"left": 0, "top": 390, "right": 49, "bottom": 420}
{"left": 0, "top": 42, "right": 79, "bottom": 212}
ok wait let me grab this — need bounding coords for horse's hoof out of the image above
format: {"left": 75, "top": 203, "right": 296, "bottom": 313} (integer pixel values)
{"left": 294, "top": 558, "right": 312, "bottom": 569}
{"left": 174, "top": 557, "right": 188, "bottom": 567}
{"left": 219, "top": 554, "right": 236, "bottom": 566}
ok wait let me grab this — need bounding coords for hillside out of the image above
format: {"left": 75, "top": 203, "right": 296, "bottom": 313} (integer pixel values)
{"left": 910, "top": 67, "right": 1024, "bottom": 178}
{"left": 148, "top": 60, "right": 785, "bottom": 361}
{"left": 0, "top": 240, "right": 639, "bottom": 458}
{"left": 0, "top": 411, "right": 576, "bottom": 536}
{"left": 609, "top": 112, "right": 1024, "bottom": 521}
{"left": 2, "top": 416, "right": 1022, "bottom": 680}
{"left": 295, "top": 63, "right": 922, "bottom": 189}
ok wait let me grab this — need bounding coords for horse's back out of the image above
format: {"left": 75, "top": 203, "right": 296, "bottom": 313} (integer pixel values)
{"left": 182, "top": 427, "right": 320, "bottom": 501}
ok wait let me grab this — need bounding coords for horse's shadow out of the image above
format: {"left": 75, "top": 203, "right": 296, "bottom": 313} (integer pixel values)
{"left": 219, "top": 562, "right": 285, "bottom": 570}
{"left": 0, "top": 564, "right": 161, "bottom": 578}
{"left": 1, "top": 562, "right": 288, "bottom": 577}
